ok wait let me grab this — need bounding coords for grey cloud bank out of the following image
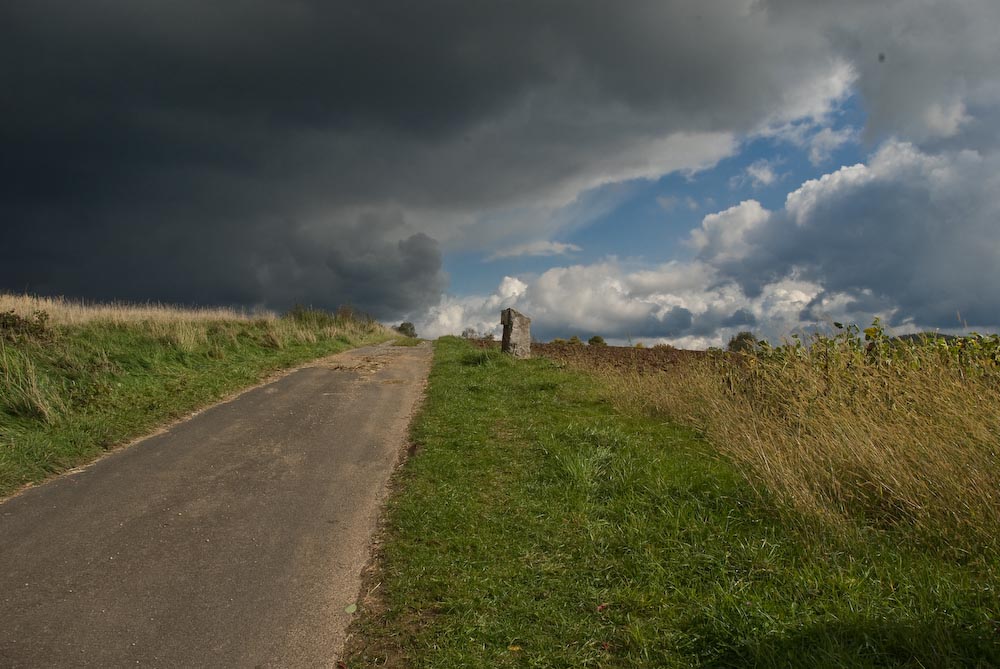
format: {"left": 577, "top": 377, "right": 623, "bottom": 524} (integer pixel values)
{"left": 696, "top": 142, "right": 1000, "bottom": 330}
{"left": 2, "top": 0, "right": 999, "bottom": 330}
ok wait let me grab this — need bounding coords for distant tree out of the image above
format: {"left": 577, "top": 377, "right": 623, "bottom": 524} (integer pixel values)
{"left": 461, "top": 327, "right": 478, "bottom": 339}
{"left": 568, "top": 335, "right": 583, "bottom": 345}
{"left": 634, "top": 341, "right": 646, "bottom": 349}
{"left": 727, "top": 331, "right": 756, "bottom": 353}
{"left": 588, "top": 335, "right": 607, "bottom": 346}
{"left": 396, "top": 322, "right": 417, "bottom": 338}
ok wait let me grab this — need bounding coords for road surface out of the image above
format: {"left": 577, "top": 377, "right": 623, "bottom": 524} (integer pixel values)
{"left": 0, "top": 341, "right": 432, "bottom": 668}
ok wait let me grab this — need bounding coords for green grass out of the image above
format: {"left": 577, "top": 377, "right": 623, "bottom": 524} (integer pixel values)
{"left": 345, "top": 337, "right": 1000, "bottom": 668}
{"left": 0, "top": 314, "right": 390, "bottom": 496}
{"left": 392, "top": 336, "right": 423, "bottom": 347}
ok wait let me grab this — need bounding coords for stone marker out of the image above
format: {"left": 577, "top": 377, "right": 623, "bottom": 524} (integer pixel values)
{"left": 501, "top": 308, "right": 531, "bottom": 358}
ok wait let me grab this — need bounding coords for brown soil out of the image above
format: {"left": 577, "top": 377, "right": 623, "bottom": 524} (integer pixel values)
{"left": 471, "top": 339, "right": 705, "bottom": 374}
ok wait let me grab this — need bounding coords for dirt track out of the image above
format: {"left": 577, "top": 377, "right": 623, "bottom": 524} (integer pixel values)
{"left": 0, "top": 341, "right": 431, "bottom": 668}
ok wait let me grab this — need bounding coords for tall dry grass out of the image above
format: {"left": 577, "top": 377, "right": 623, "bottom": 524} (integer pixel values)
{"left": 0, "top": 293, "right": 387, "bottom": 352}
{"left": 0, "top": 292, "right": 272, "bottom": 325}
{"left": 598, "top": 323, "right": 1000, "bottom": 553}
{"left": 0, "top": 295, "right": 388, "bottom": 427}
{"left": 0, "top": 339, "right": 63, "bottom": 423}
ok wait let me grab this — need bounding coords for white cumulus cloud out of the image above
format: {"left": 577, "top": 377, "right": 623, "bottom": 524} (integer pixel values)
{"left": 418, "top": 134, "right": 1000, "bottom": 344}
{"left": 486, "top": 241, "right": 582, "bottom": 261}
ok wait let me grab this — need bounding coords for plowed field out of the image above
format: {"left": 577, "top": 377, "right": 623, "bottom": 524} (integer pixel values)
{"left": 471, "top": 339, "right": 704, "bottom": 374}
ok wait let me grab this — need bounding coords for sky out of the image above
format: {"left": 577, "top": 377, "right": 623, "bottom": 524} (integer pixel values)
{"left": 2, "top": 0, "right": 999, "bottom": 346}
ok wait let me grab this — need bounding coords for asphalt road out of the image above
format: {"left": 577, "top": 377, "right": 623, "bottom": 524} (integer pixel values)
{"left": 0, "top": 341, "right": 432, "bottom": 668}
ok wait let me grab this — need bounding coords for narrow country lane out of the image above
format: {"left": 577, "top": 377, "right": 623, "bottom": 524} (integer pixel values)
{"left": 0, "top": 341, "right": 432, "bottom": 668}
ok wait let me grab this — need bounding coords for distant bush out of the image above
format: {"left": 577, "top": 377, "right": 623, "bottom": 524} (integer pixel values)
{"left": 588, "top": 335, "right": 606, "bottom": 346}
{"left": 568, "top": 335, "right": 583, "bottom": 345}
{"left": 727, "top": 330, "right": 757, "bottom": 353}
{"left": 551, "top": 338, "right": 568, "bottom": 345}
{"left": 396, "top": 322, "right": 417, "bottom": 338}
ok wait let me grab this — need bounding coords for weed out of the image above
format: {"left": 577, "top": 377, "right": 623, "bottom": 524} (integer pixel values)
{"left": 0, "top": 340, "right": 61, "bottom": 423}
{"left": 285, "top": 304, "right": 338, "bottom": 328}
{"left": 0, "top": 310, "right": 50, "bottom": 342}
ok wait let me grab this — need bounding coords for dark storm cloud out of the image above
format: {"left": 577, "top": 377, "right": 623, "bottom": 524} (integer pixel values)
{"left": 762, "top": 0, "right": 1000, "bottom": 144}
{"left": 641, "top": 306, "right": 756, "bottom": 339}
{"left": 4, "top": 0, "right": 999, "bottom": 318}
{"left": 626, "top": 306, "right": 757, "bottom": 339}
{"left": 0, "top": 0, "right": 855, "bottom": 314}
{"left": 0, "top": 199, "right": 445, "bottom": 317}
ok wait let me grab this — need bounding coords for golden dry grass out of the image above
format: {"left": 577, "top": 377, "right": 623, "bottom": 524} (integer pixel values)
{"left": 0, "top": 292, "right": 266, "bottom": 325}
{"left": 0, "top": 340, "right": 63, "bottom": 423}
{"left": 0, "top": 293, "right": 388, "bottom": 353}
{"left": 565, "top": 327, "right": 1000, "bottom": 554}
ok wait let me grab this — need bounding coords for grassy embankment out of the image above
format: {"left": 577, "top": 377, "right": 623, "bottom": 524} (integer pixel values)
{"left": 601, "top": 321, "right": 1000, "bottom": 557}
{"left": 345, "top": 336, "right": 999, "bottom": 668}
{"left": 0, "top": 293, "right": 393, "bottom": 497}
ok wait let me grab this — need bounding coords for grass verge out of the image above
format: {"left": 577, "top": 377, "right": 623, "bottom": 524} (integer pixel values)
{"left": 0, "top": 297, "right": 391, "bottom": 496}
{"left": 344, "top": 336, "right": 999, "bottom": 668}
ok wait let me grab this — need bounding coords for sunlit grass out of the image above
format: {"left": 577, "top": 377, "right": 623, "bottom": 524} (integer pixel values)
{"left": 0, "top": 294, "right": 391, "bottom": 496}
{"left": 345, "top": 337, "right": 1000, "bottom": 667}
{"left": 0, "top": 292, "right": 263, "bottom": 325}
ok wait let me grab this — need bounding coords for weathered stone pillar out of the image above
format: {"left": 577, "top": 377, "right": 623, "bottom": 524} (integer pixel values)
{"left": 500, "top": 308, "right": 531, "bottom": 358}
